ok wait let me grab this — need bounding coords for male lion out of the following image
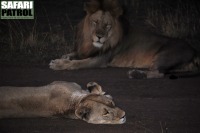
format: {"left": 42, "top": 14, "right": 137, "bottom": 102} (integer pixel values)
{"left": 49, "top": 0, "right": 200, "bottom": 78}
{"left": 0, "top": 81, "right": 126, "bottom": 124}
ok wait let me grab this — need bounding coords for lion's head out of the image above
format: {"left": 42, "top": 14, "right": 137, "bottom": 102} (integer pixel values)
{"left": 76, "top": 0, "right": 124, "bottom": 58}
{"left": 75, "top": 82, "right": 126, "bottom": 124}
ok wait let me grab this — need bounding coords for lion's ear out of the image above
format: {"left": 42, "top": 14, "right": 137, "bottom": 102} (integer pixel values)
{"left": 106, "top": 0, "right": 123, "bottom": 17}
{"left": 110, "top": 6, "right": 123, "bottom": 18}
{"left": 84, "top": 0, "right": 100, "bottom": 14}
{"left": 87, "top": 82, "right": 105, "bottom": 95}
{"left": 75, "top": 106, "right": 91, "bottom": 120}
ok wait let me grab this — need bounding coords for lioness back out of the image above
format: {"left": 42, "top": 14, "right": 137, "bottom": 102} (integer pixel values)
{"left": 0, "top": 81, "right": 126, "bottom": 124}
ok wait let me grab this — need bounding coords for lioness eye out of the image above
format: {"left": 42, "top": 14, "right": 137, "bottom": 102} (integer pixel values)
{"left": 106, "top": 101, "right": 115, "bottom": 107}
{"left": 103, "top": 109, "right": 109, "bottom": 116}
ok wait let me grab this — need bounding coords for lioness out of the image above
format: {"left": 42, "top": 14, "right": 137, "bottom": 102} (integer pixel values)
{"left": 0, "top": 81, "right": 126, "bottom": 124}
{"left": 49, "top": 0, "right": 200, "bottom": 78}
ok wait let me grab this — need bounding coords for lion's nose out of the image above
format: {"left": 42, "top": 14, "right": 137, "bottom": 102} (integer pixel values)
{"left": 96, "top": 30, "right": 105, "bottom": 39}
{"left": 96, "top": 34, "right": 103, "bottom": 39}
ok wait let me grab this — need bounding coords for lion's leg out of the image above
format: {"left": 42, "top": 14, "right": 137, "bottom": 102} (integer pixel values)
{"left": 128, "top": 69, "right": 164, "bottom": 79}
{"left": 128, "top": 42, "right": 195, "bottom": 79}
{"left": 49, "top": 56, "right": 108, "bottom": 70}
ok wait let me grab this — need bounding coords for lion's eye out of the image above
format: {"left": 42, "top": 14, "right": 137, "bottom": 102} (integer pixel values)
{"left": 106, "top": 24, "right": 111, "bottom": 30}
{"left": 92, "top": 21, "right": 97, "bottom": 26}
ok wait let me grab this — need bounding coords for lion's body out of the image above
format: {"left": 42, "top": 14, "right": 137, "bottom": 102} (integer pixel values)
{"left": 110, "top": 28, "right": 195, "bottom": 70}
{"left": 49, "top": 0, "right": 199, "bottom": 78}
{"left": 0, "top": 81, "right": 126, "bottom": 124}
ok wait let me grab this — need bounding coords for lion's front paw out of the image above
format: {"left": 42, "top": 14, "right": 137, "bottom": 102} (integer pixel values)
{"left": 49, "top": 59, "right": 76, "bottom": 70}
{"left": 61, "top": 54, "right": 70, "bottom": 60}
{"left": 61, "top": 52, "right": 76, "bottom": 60}
{"left": 49, "top": 59, "right": 65, "bottom": 70}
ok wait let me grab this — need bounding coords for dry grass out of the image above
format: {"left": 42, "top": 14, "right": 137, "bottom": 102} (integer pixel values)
{"left": 0, "top": 16, "right": 75, "bottom": 64}
{"left": 145, "top": 1, "right": 200, "bottom": 38}
{"left": 126, "top": 0, "right": 200, "bottom": 52}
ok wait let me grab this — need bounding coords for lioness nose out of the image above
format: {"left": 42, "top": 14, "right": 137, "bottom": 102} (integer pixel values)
{"left": 121, "top": 115, "right": 126, "bottom": 123}
{"left": 117, "top": 108, "right": 125, "bottom": 118}
{"left": 121, "top": 111, "right": 125, "bottom": 118}
{"left": 121, "top": 115, "right": 126, "bottom": 119}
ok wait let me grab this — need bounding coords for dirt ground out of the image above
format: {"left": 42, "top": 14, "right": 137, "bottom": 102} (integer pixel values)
{"left": 0, "top": 65, "right": 200, "bottom": 133}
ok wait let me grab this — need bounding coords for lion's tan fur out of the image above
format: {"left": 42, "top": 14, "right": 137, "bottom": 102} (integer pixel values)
{"left": 76, "top": 10, "right": 123, "bottom": 58}
{"left": 0, "top": 81, "right": 126, "bottom": 124}
{"left": 49, "top": 0, "right": 200, "bottom": 78}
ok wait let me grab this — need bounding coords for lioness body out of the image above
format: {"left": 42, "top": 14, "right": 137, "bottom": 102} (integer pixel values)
{"left": 49, "top": 0, "right": 199, "bottom": 78}
{"left": 0, "top": 81, "right": 126, "bottom": 124}
{"left": 0, "top": 82, "right": 85, "bottom": 118}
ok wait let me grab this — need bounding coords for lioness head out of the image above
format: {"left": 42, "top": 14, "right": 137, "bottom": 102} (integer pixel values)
{"left": 75, "top": 82, "right": 126, "bottom": 124}
{"left": 83, "top": 0, "right": 123, "bottom": 50}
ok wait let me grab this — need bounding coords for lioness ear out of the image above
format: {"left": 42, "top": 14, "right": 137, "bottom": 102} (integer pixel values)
{"left": 87, "top": 82, "right": 105, "bottom": 95}
{"left": 84, "top": 0, "right": 100, "bottom": 14}
{"left": 75, "top": 106, "right": 91, "bottom": 120}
